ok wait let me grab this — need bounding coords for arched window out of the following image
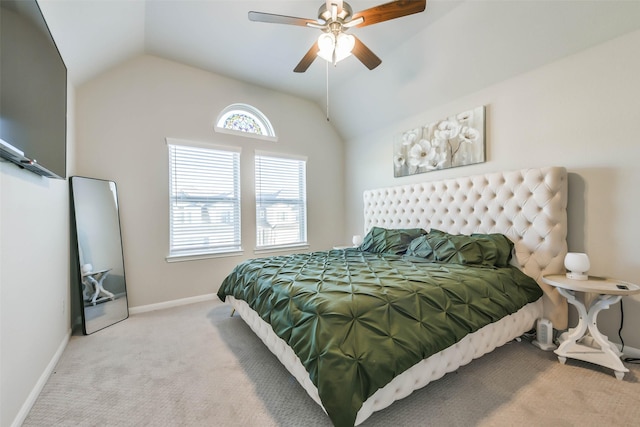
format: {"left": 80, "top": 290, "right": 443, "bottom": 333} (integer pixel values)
{"left": 215, "top": 103, "right": 277, "bottom": 141}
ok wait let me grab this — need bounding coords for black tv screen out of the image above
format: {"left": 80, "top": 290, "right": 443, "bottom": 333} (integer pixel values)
{"left": 0, "top": 0, "right": 67, "bottom": 179}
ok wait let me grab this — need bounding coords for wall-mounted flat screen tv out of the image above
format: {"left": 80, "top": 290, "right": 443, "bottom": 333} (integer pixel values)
{"left": 0, "top": 0, "right": 67, "bottom": 179}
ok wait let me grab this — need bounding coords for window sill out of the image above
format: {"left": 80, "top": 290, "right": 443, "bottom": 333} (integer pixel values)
{"left": 214, "top": 126, "right": 278, "bottom": 142}
{"left": 254, "top": 243, "right": 309, "bottom": 256}
{"left": 166, "top": 249, "right": 244, "bottom": 263}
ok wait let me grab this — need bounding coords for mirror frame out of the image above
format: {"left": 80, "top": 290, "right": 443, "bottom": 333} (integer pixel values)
{"left": 70, "top": 176, "right": 129, "bottom": 334}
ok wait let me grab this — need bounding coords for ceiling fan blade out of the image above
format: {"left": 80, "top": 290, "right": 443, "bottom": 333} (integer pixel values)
{"left": 351, "top": 0, "right": 426, "bottom": 28}
{"left": 294, "top": 42, "right": 320, "bottom": 73}
{"left": 248, "top": 11, "right": 317, "bottom": 27}
{"left": 352, "top": 36, "right": 382, "bottom": 70}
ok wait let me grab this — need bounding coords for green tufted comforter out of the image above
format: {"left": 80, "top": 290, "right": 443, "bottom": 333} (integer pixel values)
{"left": 217, "top": 248, "right": 542, "bottom": 427}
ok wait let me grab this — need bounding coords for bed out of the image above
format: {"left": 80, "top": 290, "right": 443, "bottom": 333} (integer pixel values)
{"left": 217, "top": 166, "right": 568, "bottom": 426}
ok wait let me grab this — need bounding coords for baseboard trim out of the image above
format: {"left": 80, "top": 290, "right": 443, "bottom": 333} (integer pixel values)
{"left": 129, "top": 293, "right": 217, "bottom": 315}
{"left": 12, "top": 329, "right": 71, "bottom": 427}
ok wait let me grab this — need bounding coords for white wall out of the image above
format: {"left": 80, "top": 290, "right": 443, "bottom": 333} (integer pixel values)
{"left": 75, "top": 55, "right": 345, "bottom": 308}
{"left": 0, "top": 84, "right": 74, "bottom": 427}
{"left": 345, "top": 29, "right": 640, "bottom": 349}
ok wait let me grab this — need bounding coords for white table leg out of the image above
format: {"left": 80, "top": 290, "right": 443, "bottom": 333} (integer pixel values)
{"left": 554, "top": 288, "right": 627, "bottom": 379}
{"left": 586, "top": 294, "right": 626, "bottom": 373}
{"left": 86, "top": 272, "right": 115, "bottom": 305}
{"left": 555, "top": 287, "right": 588, "bottom": 354}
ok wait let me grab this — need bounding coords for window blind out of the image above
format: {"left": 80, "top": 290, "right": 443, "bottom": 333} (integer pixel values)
{"left": 255, "top": 154, "right": 307, "bottom": 248}
{"left": 168, "top": 144, "right": 241, "bottom": 256}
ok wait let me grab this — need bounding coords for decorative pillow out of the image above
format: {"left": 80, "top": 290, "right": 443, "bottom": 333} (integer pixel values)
{"left": 406, "top": 229, "right": 514, "bottom": 267}
{"left": 405, "top": 234, "right": 435, "bottom": 259}
{"left": 359, "top": 227, "right": 427, "bottom": 255}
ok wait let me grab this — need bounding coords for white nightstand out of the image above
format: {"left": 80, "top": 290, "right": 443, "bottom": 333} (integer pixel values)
{"left": 542, "top": 274, "right": 640, "bottom": 380}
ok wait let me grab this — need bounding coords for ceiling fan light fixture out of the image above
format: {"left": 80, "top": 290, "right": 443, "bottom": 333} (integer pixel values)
{"left": 336, "top": 32, "right": 355, "bottom": 60}
{"left": 317, "top": 33, "right": 335, "bottom": 59}
{"left": 317, "top": 32, "right": 354, "bottom": 64}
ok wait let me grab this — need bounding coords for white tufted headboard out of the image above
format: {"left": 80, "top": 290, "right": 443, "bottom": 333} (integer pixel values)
{"left": 363, "top": 167, "right": 568, "bottom": 329}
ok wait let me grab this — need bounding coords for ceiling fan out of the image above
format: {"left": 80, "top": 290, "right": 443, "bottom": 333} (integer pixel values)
{"left": 248, "top": 1, "right": 427, "bottom": 73}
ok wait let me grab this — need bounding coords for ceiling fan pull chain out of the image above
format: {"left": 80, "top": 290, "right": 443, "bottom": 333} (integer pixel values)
{"left": 326, "top": 60, "right": 330, "bottom": 121}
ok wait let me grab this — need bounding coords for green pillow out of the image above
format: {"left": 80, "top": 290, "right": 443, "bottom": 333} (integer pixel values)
{"left": 406, "top": 229, "right": 514, "bottom": 267}
{"left": 406, "top": 233, "right": 435, "bottom": 258}
{"left": 359, "top": 227, "right": 427, "bottom": 255}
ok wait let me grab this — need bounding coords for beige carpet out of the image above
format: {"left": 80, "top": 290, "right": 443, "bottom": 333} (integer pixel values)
{"left": 24, "top": 299, "right": 640, "bottom": 427}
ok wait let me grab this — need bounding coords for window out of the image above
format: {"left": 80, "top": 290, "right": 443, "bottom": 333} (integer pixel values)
{"left": 255, "top": 153, "right": 307, "bottom": 249}
{"left": 215, "top": 103, "right": 277, "bottom": 142}
{"left": 167, "top": 140, "right": 241, "bottom": 259}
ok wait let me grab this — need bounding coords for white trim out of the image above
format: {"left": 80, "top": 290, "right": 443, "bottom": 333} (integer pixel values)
{"left": 165, "top": 137, "right": 242, "bottom": 153}
{"left": 254, "top": 149, "right": 308, "bottom": 162}
{"left": 254, "top": 243, "right": 310, "bottom": 255}
{"left": 129, "top": 293, "right": 217, "bottom": 315}
{"left": 166, "top": 249, "right": 244, "bottom": 262}
{"left": 11, "top": 329, "right": 71, "bottom": 427}
{"left": 214, "top": 126, "right": 278, "bottom": 142}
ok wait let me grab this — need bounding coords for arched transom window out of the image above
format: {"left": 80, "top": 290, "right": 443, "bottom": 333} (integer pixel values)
{"left": 215, "top": 103, "right": 277, "bottom": 141}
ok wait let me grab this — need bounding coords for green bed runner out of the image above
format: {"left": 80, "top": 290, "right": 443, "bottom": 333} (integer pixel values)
{"left": 217, "top": 248, "right": 542, "bottom": 427}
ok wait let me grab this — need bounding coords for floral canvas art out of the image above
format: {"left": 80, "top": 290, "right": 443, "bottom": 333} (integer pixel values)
{"left": 394, "top": 106, "right": 485, "bottom": 177}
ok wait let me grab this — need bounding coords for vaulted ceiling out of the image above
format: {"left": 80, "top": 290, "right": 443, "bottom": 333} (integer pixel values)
{"left": 38, "top": 0, "right": 640, "bottom": 140}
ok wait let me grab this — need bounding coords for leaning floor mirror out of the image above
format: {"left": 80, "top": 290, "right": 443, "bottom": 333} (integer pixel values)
{"left": 70, "top": 176, "right": 129, "bottom": 334}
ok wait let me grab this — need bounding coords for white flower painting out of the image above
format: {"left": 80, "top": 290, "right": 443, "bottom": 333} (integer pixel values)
{"left": 394, "top": 106, "right": 485, "bottom": 177}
